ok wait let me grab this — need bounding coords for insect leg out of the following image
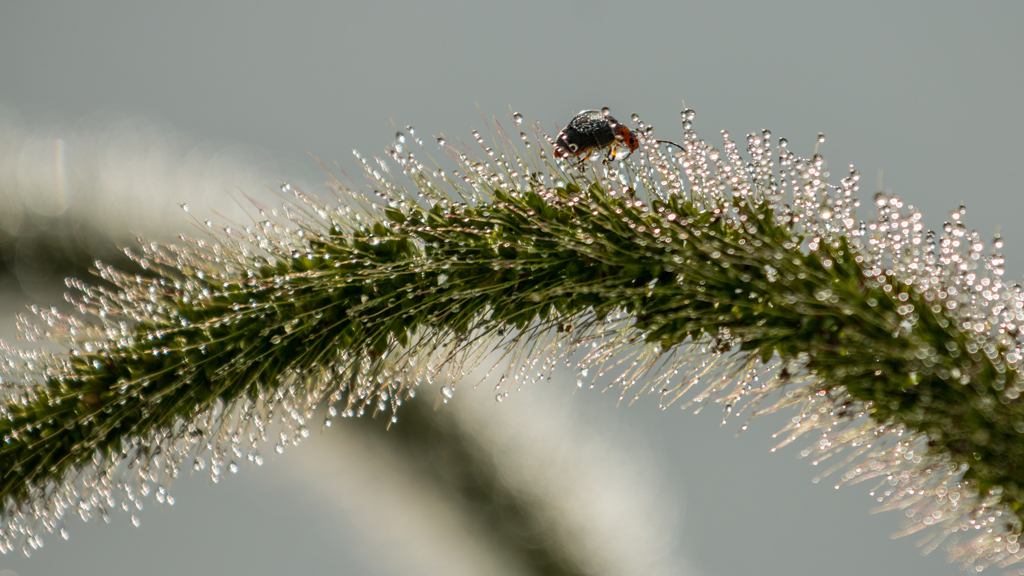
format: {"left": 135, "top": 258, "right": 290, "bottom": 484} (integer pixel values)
{"left": 605, "top": 143, "right": 618, "bottom": 161}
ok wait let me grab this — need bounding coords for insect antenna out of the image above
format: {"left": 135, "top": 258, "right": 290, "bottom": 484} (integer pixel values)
{"left": 653, "top": 139, "right": 686, "bottom": 152}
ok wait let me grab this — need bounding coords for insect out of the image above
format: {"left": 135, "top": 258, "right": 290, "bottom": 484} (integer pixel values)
{"left": 553, "top": 109, "right": 639, "bottom": 163}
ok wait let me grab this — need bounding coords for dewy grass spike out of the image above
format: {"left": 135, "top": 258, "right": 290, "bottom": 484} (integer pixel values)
{"left": 1, "top": 108, "right": 1022, "bottom": 572}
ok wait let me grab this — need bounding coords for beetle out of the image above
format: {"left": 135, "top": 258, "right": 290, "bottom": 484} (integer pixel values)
{"left": 553, "top": 110, "right": 639, "bottom": 163}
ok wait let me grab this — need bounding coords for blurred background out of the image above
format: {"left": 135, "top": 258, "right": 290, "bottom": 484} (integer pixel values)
{"left": 0, "top": 2, "right": 1021, "bottom": 575}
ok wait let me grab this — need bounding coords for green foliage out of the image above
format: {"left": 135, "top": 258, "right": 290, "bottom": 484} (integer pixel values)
{"left": 1, "top": 116, "right": 1021, "bottom": 568}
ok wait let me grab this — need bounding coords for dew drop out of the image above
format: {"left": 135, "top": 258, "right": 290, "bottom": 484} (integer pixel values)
{"left": 131, "top": 515, "right": 140, "bottom": 527}
{"left": 513, "top": 112, "right": 523, "bottom": 124}
{"left": 441, "top": 386, "right": 454, "bottom": 399}
{"left": 601, "top": 107, "right": 611, "bottom": 116}
{"left": 396, "top": 132, "right": 406, "bottom": 143}
{"left": 437, "top": 136, "right": 447, "bottom": 146}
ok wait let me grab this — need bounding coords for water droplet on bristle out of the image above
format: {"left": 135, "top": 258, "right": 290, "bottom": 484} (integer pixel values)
{"left": 512, "top": 112, "right": 523, "bottom": 124}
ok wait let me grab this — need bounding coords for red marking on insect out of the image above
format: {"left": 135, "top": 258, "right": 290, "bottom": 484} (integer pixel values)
{"left": 612, "top": 124, "right": 639, "bottom": 154}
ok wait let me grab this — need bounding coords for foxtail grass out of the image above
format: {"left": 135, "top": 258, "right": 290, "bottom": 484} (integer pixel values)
{"left": 1, "top": 109, "right": 1022, "bottom": 571}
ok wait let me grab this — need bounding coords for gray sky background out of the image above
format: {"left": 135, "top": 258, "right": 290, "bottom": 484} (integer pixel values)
{"left": 0, "top": 2, "right": 1022, "bottom": 575}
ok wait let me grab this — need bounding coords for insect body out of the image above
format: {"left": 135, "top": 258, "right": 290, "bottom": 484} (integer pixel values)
{"left": 553, "top": 110, "right": 639, "bottom": 162}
